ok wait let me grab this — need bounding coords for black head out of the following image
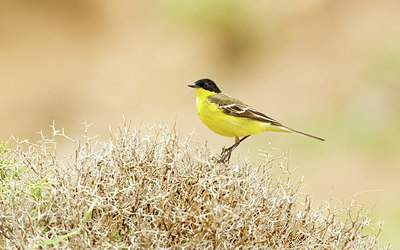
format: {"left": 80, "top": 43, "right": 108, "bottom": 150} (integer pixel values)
{"left": 188, "top": 78, "right": 221, "bottom": 93}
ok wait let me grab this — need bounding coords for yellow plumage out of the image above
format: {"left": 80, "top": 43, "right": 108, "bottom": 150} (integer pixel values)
{"left": 188, "top": 78, "right": 324, "bottom": 162}
{"left": 194, "top": 88, "right": 287, "bottom": 138}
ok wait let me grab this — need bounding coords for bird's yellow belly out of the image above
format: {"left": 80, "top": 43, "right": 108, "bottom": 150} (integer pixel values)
{"left": 196, "top": 98, "right": 269, "bottom": 138}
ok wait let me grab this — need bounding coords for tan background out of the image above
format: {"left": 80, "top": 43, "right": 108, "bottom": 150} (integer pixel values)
{"left": 1, "top": 0, "right": 399, "bottom": 247}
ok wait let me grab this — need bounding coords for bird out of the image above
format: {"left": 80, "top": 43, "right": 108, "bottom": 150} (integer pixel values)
{"left": 188, "top": 78, "right": 325, "bottom": 162}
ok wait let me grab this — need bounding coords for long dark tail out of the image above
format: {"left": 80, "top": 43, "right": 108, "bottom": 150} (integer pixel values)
{"left": 280, "top": 126, "right": 325, "bottom": 141}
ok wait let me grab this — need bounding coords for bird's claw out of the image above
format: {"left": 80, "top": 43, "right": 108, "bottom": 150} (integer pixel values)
{"left": 218, "top": 147, "right": 232, "bottom": 163}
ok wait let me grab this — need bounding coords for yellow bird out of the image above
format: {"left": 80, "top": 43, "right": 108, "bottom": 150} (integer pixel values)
{"left": 188, "top": 78, "right": 325, "bottom": 162}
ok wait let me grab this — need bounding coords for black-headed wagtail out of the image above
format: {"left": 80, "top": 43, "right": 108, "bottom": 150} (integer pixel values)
{"left": 188, "top": 78, "right": 325, "bottom": 162}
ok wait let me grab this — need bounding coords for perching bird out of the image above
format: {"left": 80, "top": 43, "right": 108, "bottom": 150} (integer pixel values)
{"left": 188, "top": 78, "right": 325, "bottom": 162}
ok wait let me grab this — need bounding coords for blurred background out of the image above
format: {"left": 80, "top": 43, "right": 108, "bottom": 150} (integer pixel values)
{"left": 1, "top": 0, "right": 399, "bottom": 246}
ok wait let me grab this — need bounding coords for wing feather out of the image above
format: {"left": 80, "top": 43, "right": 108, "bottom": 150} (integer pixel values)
{"left": 208, "top": 93, "right": 283, "bottom": 127}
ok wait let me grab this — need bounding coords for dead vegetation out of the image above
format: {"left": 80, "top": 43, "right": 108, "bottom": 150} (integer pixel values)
{"left": 0, "top": 121, "right": 385, "bottom": 248}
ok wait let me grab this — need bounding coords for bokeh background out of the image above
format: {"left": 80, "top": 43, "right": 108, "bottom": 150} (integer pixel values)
{"left": 1, "top": 0, "right": 399, "bottom": 247}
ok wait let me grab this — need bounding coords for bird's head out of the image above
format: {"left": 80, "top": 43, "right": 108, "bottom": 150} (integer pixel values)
{"left": 188, "top": 79, "right": 221, "bottom": 94}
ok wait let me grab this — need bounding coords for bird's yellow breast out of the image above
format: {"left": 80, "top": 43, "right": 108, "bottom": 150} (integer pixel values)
{"left": 194, "top": 89, "right": 271, "bottom": 138}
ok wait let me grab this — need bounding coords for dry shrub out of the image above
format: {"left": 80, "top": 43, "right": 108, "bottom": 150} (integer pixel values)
{"left": 0, "top": 121, "right": 385, "bottom": 249}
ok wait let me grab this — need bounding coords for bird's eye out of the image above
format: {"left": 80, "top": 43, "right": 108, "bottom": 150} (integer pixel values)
{"left": 204, "top": 83, "right": 209, "bottom": 87}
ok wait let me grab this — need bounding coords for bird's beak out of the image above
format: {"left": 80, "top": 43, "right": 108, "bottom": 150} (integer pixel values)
{"left": 188, "top": 84, "right": 199, "bottom": 88}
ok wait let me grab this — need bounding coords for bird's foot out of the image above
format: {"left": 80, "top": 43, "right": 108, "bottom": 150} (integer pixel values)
{"left": 220, "top": 146, "right": 229, "bottom": 155}
{"left": 218, "top": 146, "right": 233, "bottom": 163}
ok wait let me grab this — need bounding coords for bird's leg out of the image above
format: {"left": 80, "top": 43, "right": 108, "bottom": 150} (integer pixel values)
{"left": 219, "top": 135, "right": 250, "bottom": 162}
{"left": 220, "top": 136, "right": 240, "bottom": 158}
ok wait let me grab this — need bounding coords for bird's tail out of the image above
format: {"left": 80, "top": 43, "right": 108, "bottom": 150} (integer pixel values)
{"left": 279, "top": 126, "right": 325, "bottom": 141}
